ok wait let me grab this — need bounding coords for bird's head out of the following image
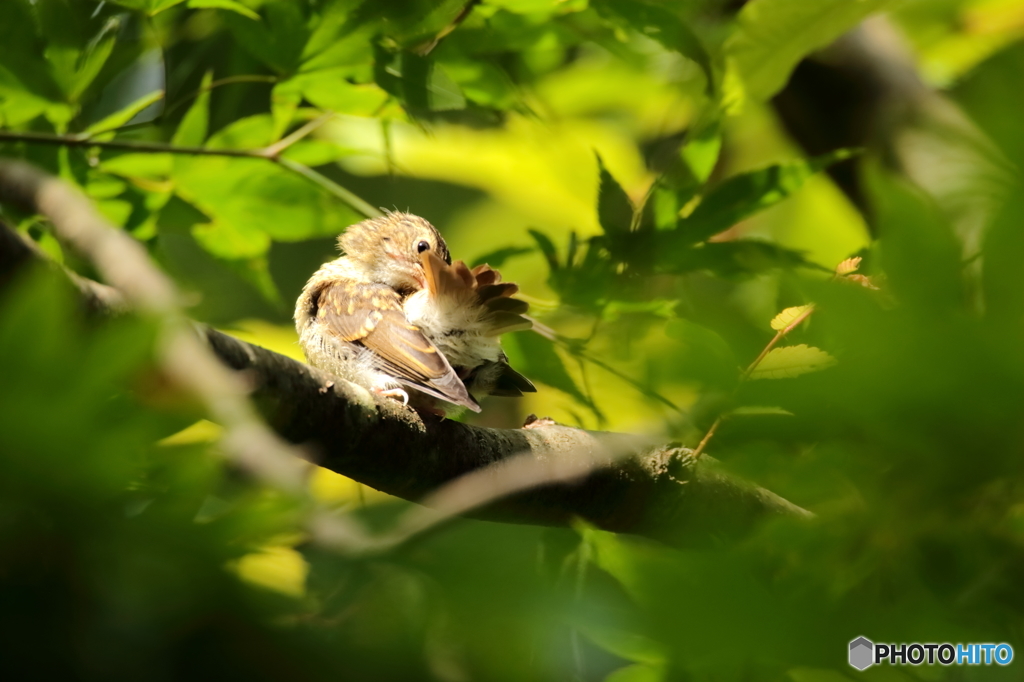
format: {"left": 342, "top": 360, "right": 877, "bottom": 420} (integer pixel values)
{"left": 338, "top": 212, "right": 451, "bottom": 293}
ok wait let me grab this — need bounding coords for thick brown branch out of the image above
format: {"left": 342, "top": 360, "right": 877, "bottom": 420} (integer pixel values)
{"left": 0, "top": 163, "right": 812, "bottom": 549}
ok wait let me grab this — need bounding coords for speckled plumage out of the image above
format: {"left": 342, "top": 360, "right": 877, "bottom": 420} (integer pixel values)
{"left": 295, "top": 211, "right": 533, "bottom": 415}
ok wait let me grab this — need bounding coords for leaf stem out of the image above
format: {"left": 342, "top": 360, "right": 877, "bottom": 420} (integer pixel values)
{"left": 690, "top": 304, "right": 815, "bottom": 459}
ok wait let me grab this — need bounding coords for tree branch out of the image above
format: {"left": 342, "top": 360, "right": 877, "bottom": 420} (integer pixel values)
{"left": 0, "top": 159, "right": 812, "bottom": 549}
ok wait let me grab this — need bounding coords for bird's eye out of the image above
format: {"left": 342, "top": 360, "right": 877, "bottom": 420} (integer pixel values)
{"left": 417, "top": 240, "right": 430, "bottom": 253}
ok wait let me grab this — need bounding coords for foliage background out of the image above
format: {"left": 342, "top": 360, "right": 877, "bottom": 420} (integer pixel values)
{"left": 2, "top": 0, "right": 1024, "bottom": 680}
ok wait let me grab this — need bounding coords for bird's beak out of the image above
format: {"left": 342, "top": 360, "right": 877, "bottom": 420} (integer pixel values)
{"left": 419, "top": 250, "right": 438, "bottom": 295}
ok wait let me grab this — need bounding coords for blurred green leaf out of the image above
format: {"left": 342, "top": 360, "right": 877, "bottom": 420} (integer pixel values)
{"left": 593, "top": 0, "right": 714, "bottom": 94}
{"left": 598, "top": 156, "right": 635, "bottom": 235}
{"left": 872, "top": 169, "right": 965, "bottom": 313}
{"left": 603, "top": 663, "right": 664, "bottom": 682}
{"left": 108, "top": 0, "right": 187, "bottom": 14}
{"left": 675, "top": 149, "right": 854, "bottom": 246}
{"left": 284, "top": 73, "right": 390, "bottom": 115}
{"left": 729, "top": 0, "right": 899, "bottom": 102}
{"left": 172, "top": 71, "right": 212, "bottom": 147}
{"left": 188, "top": 0, "right": 261, "bottom": 20}
{"left": 681, "top": 125, "right": 721, "bottom": 185}
{"left": 223, "top": 0, "right": 310, "bottom": 74}
{"left": 84, "top": 90, "right": 164, "bottom": 136}
{"left": 528, "top": 229, "right": 560, "bottom": 270}
{"left": 664, "top": 317, "right": 739, "bottom": 388}
{"left": 470, "top": 245, "right": 534, "bottom": 268}
{"left": 503, "top": 331, "right": 592, "bottom": 407}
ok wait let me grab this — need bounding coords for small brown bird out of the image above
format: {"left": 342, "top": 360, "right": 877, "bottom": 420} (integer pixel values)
{"left": 294, "top": 212, "right": 534, "bottom": 414}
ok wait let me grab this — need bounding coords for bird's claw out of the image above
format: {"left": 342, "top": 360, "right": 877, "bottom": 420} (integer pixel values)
{"left": 377, "top": 387, "right": 410, "bottom": 405}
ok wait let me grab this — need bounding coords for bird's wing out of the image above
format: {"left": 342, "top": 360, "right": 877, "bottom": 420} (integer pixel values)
{"left": 316, "top": 281, "right": 480, "bottom": 411}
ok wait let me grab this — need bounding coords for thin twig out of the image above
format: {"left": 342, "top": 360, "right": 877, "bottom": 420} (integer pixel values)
{"left": 161, "top": 74, "right": 278, "bottom": 119}
{"left": 0, "top": 129, "right": 381, "bottom": 219}
{"left": 260, "top": 110, "right": 335, "bottom": 159}
{"left": 690, "top": 305, "right": 816, "bottom": 459}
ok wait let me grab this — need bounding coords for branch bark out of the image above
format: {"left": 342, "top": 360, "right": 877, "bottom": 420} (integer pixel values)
{"left": 0, "top": 159, "right": 812, "bottom": 549}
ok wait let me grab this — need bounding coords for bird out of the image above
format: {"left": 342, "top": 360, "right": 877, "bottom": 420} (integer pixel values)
{"left": 294, "top": 211, "right": 535, "bottom": 415}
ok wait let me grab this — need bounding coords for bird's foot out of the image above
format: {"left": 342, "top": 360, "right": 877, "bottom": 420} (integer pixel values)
{"left": 376, "top": 387, "right": 410, "bottom": 405}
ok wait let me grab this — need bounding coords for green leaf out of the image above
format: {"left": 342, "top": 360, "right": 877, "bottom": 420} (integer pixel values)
{"left": 528, "top": 229, "right": 560, "bottom": 271}
{"left": 187, "top": 0, "right": 261, "bottom": 20}
{"left": 597, "top": 156, "right": 634, "bottom": 235}
{"left": 284, "top": 73, "right": 390, "bottom": 116}
{"left": 770, "top": 304, "right": 813, "bottom": 331}
{"left": 656, "top": 239, "right": 818, "bottom": 277}
{"left": 172, "top": 71, "right": 212, "bottom": 147}
{"left": 100, "top": 153, "right": 173, "bottom": 180}
{"left": 576, "top": 621, "right": 666, "bottom": 667}
{"left": 728, "top": 0, "right": 899, "bottom": 102}
{"left": 108, "top": 0, "right": 188, "bottom": 14}
{"left": 223, "top": 0, "right": 310, "bottom": 74}
{"left": 593, "top": 0, "right": 715, "bottom": 94}
{"left": 603, "top": 664, "right": 665, "bottom": 682}
{"left": 280, "top": 140, "right": 352, "bottom": 167}
{"left": 681, "top": 125, "right": 721, "bottom": 184}
{"left": 374, "top": 49, "right": 466, "bottom": 113}
{"left": 728, "top": 406, "right": 794, "bottom": 417}
{"left": 84, "top": 90, "right": 164, "bottom": 137}
{"left": 191, "top": 219, "right": 272, "bottom": 259}
{"left": 664, "top": 317, "right": 739, "bottom": 388}
{"left": 68, "top": 19, "right": 119, "bottom": 102}
{"left": 749, "top": 344, "right": 836, "bottom": 380}
{"left": 674, "top": 149, "right": 854, "bottom": 245}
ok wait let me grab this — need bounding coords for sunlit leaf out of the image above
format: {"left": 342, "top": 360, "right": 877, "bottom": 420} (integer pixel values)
{"left": 681, "top": 125, "right": 722, "bottom": 185}
{"left": 834, "top": 256, "right": 861, "bottom": 276}
{"left": 188, "top": 0, "right": 261, "bottom": 20}
{"left": 770, "top": 304, "right": 814, "bottom": 331}
{"left": 191, "top": 218, "right": 272, "bottom": 259}
{"left": 100, "top": 153, "right": 173, "bottom": 180}
{"left": 749, "top": 344, "right": 836, "bottom": 380}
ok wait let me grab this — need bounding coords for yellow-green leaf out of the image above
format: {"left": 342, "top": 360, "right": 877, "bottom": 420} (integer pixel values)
{"left": 188, "top": 0, "right": 261, "bottom": 20}
{"left": 770, "top": 304, "right": 814, "bottom": 331}
{"left": 729, "top": 406, "right": 794, "bottom": 417}
{"left": 750, "top": 344, "right": 836, "bottom": 380}
{"left": 85, "top": 90, "right": 164, "bottom": 137}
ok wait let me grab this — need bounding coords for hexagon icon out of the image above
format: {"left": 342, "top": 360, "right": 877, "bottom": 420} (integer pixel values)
{"left": 849, "top": 637, "right": 874, "bottom": 671}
